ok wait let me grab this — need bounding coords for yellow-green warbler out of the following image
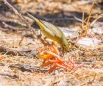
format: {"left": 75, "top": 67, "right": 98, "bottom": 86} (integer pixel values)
{"left": 28, "top": 13, "right": 69, "bottom": 51}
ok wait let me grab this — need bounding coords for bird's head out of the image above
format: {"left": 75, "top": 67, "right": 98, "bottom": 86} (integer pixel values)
{"left": 61, "top": 36, "right": 69, "bottom": 51}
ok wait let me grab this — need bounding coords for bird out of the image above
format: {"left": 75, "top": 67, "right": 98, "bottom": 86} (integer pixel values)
{"left": 27, "top": 13, "right": 69, "bottom": 51}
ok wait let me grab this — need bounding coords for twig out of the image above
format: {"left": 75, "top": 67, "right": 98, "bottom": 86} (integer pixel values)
{"left": 0, "top": 46, "right": 37, "bottom": 57}
{"left": 2, "top": 0, "right": 32, "bottom": 33}
{"left": 0, "top": 72, "right": 19, "bottom": 78}
{"left": 2, "top": 22, "right": 17, "bottom": 31}
{"left": 2, "top": 0, "right": 47, "bottom": 45}
{"left": 91, "top": 13, "right": 103, "bottom": 26}
{"left": 78, "top": 2, "right": 95, "bottom": 39}
{"left": 82, "top": 12, "right": 85, "bottom": 28}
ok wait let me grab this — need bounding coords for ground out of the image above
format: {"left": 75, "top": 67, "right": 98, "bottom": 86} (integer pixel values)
{"left": 0, "top": 0, "right": 103, "bottom": 86}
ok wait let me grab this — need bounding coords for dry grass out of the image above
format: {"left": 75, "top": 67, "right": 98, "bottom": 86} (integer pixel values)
{"left": 0, "top": 0, "right": 103, "bottom": 86}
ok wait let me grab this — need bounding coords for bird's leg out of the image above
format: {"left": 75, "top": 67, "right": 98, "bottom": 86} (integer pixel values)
{"left": 36, "top": 33, "right": 48, "bottom": 46}
{"left": 43, "top": 37, "right": 50, "bottom": 45}
{"left": 40, "top": 31, "right": 51, "bottom": 46}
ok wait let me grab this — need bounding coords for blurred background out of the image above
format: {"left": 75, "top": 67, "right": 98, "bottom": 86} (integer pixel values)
{"left": 0, "top": 0, "right": 103, "bottom": 27}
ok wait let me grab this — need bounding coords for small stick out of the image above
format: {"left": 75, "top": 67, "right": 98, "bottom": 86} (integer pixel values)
{"left": 2, "top": 0, "right": 36, "bottom": 35}
{"left": 2, "top": 0, "right": 47, "bottom": 46}
{"left": 86, "top": 2, "right": 95, "bottom": 25}
{"left": 83, "top": 2, "right": 95, "bottom": 35}
{"left": 78, "top": 2, "right": 95, "bottom": 38}
{"left": 0, "top": 72, "right": 19, "bottom": 78}
{"left": 91, "top": 13, "right": 103, "bottom": 26}
{"left": 82, "top": 12, "right": 84, "bottom": 28}
{"left": 18, "top": 35, "right": 25, "bottom": 46}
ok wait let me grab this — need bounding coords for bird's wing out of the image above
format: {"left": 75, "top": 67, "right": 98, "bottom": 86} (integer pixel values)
{"left": 27, "top": 13, "right": 63, "bottom": 38}
{"left": 42, "top": 21, "right": 63, "bottom": 38}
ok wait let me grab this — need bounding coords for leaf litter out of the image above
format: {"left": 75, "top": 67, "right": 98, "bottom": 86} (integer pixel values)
{"left": 0, "top": 0, "right": 103, "bottom": 86}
